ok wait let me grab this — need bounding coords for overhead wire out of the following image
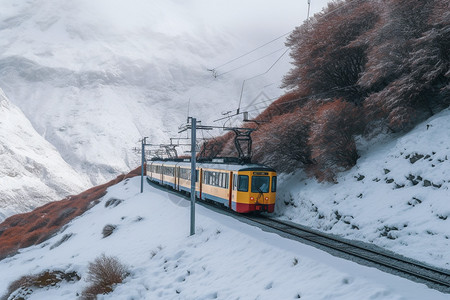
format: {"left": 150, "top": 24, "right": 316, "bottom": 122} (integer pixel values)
{"left": 210, "top": 0, "right": 362, "bottom": 78}
{"left": 224, "top": 0, "right": 365, "bottom": 118}
{"left": 210, "top": 31, "right": 291, "bottom": 72}
{"left": 216, "top": 47, "right": 287, "bottom": 77}
{"left": 243, "top": 84, "right": 360, "bottom": 115}
{"left": 185, "top": 0, "right": 365, "bottom": 130}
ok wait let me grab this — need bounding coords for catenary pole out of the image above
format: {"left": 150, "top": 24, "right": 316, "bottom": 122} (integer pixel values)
{"left": 140, "top": 137, "right": 148, "bottom": 193}
{"left": 190, "top": 118, "right": 197, "bottom": 235}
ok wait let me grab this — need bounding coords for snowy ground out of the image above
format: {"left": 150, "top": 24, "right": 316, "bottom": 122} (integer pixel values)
{"left": 276, "top": 108, "right": 450, "bottom": 270}
{"left": 0, "top": 176, "right": 447, "bottom": 300}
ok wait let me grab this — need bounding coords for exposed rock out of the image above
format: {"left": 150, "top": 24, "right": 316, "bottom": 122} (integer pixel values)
{"left": 423, "top": 180, "right": 432, "bottom": 187}
{"left": 409, "top": 153, "right": 424, "bottom": 164}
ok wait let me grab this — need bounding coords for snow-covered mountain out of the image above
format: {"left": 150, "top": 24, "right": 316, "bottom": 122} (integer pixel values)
{"left": 0, "top": 0, "right": 326, "bottom": 187}
{"left": 0, "top": 89, "right": 88, "bottom": 222}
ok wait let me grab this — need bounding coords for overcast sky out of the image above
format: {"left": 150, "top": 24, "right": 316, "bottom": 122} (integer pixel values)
{"left": 188, "top": 0, "right": 331, "bottom": 42}
{"left": 179, "top": 0, "right": 332, "bottom": 78}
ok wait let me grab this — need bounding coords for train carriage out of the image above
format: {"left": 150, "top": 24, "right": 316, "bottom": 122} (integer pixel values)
{"left": 147, "top": 159, "right": 276, "bottom": 213}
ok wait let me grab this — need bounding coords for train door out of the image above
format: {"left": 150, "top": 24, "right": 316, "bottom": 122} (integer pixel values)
{"left": 232, "top": 173, "right": 237, "bottom": 208}
{"left": 228, "top": 172, "right": 233, "bottom": 208}
{"left": 198, "top": 168, "right": 203, "bottom": 199}
{"left": 176, "top": 166, "right": 180, "bottom": 191}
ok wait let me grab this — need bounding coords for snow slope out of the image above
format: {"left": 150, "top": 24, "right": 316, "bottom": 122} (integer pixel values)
{"left": 0, "top": 176, "right": 447, "bottom": 300}
{"left": 0, "top": 88, "right": 88, "bottom": 222}
{"left": 0, "top": 0, "right": 327, "bottom": 185}
{"left": 277, "top": 108, "right": 450, "bottom": 269}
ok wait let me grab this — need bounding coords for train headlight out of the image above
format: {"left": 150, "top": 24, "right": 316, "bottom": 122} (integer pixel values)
{"left": 250, "top": 197, "right": 254, "bottom": 201}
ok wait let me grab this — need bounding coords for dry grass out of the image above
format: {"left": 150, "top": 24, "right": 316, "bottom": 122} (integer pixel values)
{"left": 1, "top": 270, "right": 80, "bottom": 300}
{"left": 81, "top": 254, "right": 129, "bottom": 300}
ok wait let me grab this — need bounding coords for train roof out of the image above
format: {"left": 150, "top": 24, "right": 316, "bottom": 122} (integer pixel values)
{"left": 148, "top": 160, "right": 276, "bottom": 172}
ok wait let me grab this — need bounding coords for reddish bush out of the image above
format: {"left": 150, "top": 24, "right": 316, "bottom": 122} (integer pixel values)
{"left": 252, "top": 101, "right": 318, "bottom": 172}
{"left": 283, "top": 0, "right": 379, "bottom": 105}
{"left": 193, "top": 0, "right": 448, "bottom": 183}
{"left": 198, "top": 132, "right": 234, "bottom": 159}
{"left": 308, "top": 100, "right": 364, "bottom": 182}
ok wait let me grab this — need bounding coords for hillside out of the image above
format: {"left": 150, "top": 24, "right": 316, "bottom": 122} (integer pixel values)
{"left": 0, "top": 89, "right": 88, "bottom": 222}
{"left": 0, "top": 167, "right": 140, "bottom": 260}
{"left": 0, "top": 176, "right": 447, "bottom": 299}
{"left": 277, "top": 108, "right": 450, "bottom": 269}
{"left": 0, "top": 110, "right": 448, "bottom": 298}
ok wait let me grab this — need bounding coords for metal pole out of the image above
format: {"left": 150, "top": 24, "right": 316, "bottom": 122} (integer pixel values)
{"left": 190, "top": 118, "right": 197, "bottom": 236}
{"left": 307, "top": 0, "right": 311, "bottom": 19}
{"left": 140, "top": 137, "right": 146, "bottom": 193}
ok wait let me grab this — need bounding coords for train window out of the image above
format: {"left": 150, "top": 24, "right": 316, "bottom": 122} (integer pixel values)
{"left": 223, "top": 173, "right": 229, "bottom": 189}
{"left": 233, "top": 174, "right": 237, "bottom": 190}
{"left": 271, "top": 176, "right": 277, "bottom": 192}
{"left": 196, "top": 170, "right": 199, "bottom": 182}
{"left": 237, "top": 175, "right": 249, "bottom": 192}
{"left": 209, "top": 172, "right": 213, "bottom": 185}
{"left": 251, "top": 176, "right": 270, "bottom": 193}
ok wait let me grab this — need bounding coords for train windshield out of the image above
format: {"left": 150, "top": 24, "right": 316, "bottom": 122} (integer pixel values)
{"left": 251, "top": 176, "right": 270, "bottom": 193}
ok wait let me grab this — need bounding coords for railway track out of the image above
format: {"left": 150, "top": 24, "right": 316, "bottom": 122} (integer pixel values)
{"left": 149, "top": 180, "right": 450, "bottom": 293}
{"left": 239, "top": 214, "right": 450, "bottom": 293}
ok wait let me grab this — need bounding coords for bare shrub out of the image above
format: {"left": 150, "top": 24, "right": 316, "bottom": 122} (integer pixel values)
{"left": 104, "top": 198, "right": 123, "bottom": 208}
{"left": 81, "top": 254, "right": 129, "bottom": 300}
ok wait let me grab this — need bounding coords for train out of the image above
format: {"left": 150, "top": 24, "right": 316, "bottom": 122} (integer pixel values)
{"left": 146, "top": 158, "right": 277, "bottom": 213}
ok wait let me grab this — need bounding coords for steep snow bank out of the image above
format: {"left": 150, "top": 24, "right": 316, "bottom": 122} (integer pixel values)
{"left": 0, "top": 89, "right": 88, "bottom": 221}
{"left": 278, "top": 108, "right": 450, "bottom": 269}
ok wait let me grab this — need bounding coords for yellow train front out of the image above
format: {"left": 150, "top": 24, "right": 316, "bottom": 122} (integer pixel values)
{"left": 147, "top": 159, "right": 277, "bottom": 213}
